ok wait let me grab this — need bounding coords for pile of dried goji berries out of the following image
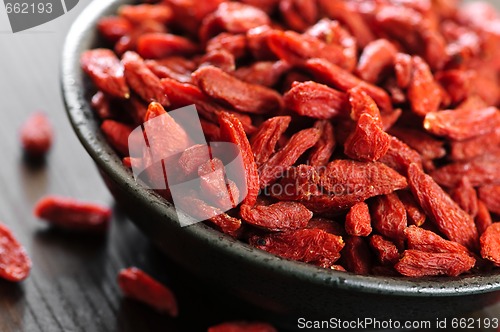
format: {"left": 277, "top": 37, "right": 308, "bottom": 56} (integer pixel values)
{"left": 82, "top": 0, "right": 500, "bottom": 278}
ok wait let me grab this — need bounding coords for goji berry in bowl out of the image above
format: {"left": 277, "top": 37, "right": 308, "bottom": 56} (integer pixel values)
{"left": 62, "top": 0, "right": 500, "bottom": 329}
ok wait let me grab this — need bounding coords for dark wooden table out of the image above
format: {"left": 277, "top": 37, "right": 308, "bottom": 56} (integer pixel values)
{"left": 0, "top": 2, "right": 499, "bottom": 331}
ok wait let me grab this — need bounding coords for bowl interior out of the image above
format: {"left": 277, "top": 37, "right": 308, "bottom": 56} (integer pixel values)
{"left": 61, "top": 0, "right": 500, "bottom": 298}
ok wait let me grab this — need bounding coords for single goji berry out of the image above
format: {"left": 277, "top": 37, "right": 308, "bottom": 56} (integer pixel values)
{"left": 341, "top": 236, "right": 373, "bottom": 275}
{"left": 20, "top": 112, "right": 53, "bottom": 158}
{"left": 240, "top": 201, "right": 312, "bottom": 231}
{"left": 475, "top": 200, "right": 493, "bottom": 236}
{"left": 118, "top": 4, "right": 173, "bottom": 24}
{"left": 370, "top": 193, "right": 407, "bottom": 245}
{"left": 480, "top": 223, "right": 500, "bottom": 266}
{"left": 250, "top": 116, "right": 291, "bottom": 166}
{"left": 101, "top": 120, "right": 133, "bottom": 156}
{"left": 118, "top": 267, "right": 178, "bottom": 316}
{"left": 34, "top": 196, "right": 112, "bottom": 232}
{"left": 0, "top": 223, "right": 31, "bottom": 282}
{"left": 357, "top": 39, "right": 398, "bottom": 84}
{"left": 395, "top": 250, "right": 475, "bottom": 277}
{"left": 369, "top": 235, "right": 399, "bottom": 266}
{"left": 137, "top": 33, "right": 199, "bottom": 59}
{"left": 345, "top": 202, "right": 372, "bottom": 237}
{"left": 308, "top": 120, "right": 335, "bottom": 167}
{"left": 451, "top": 177, "right": 478, "bottom": 217}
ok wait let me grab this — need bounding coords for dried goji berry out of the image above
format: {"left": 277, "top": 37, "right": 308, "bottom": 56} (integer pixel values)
{"left": 118, "top": 267, "right": 178, "bottom": 316}
{"left": 34, "top": 196, "right": 112, "bottom": 232}
{"left": 344, "top": 113, "right": 391, "bottom": 162}
{"left": 97, "top": 16, "right": 133, "bottom": 43}
{"left": 250, "top": 116, "right": 291, "bottom": 166}
{"left": 475, "top": 200, "right": 493, "bottom": 236}
{"left": 240, "top": 201, "right": 312, "bottom": 231}
{"left": 258, "top": 128, "right": 320, "bottom": 188}
{"left": 279, "top": 0, "right": 317, "bottom": 32}
{"left": 345, "top": 202, "right": 372, "bottom": 237}
{"left": 101, "top": 120, "right": 133, "bottom": 156}
{"left": 81, "top": 49, "right": 130, "bottom": 99}
{"left": 234, "top": 61, "right": 289, "bottom": 87}
{"left": 379, "top": 136, "right": 423, "bottom": 175}
{"left": 357, "top": 39, "right": 398, "bottom": 84}
{"left": 477, "top": 185, "right": 500, "bottom": 215}
{"left": 398, "top": 191, "right": 426, "bottom": 227}
{"left": 369, "top": 235, "right": 400, "bottom": 266}
{"left": 208, "top": 321, "right": 277, "bottom": 332}
{"left": 431, "top": 159, "right": 500, "bottom": 187}
{"left": 408, "top": 56, "right": 442, "bottom": 117}
{"left": 0, "top": 223, "right": 31, "bottom": 282}
{"left": 304, "top": 59, "right": 393, "bottom": 113}
{"left": 389, "top": 127, "right": 446, "bottom": 160}
{"left": 136, "top": 33, "right": 199, "bottom": 59}
{"left": 449, "top": 127, "right": 500, "bottom": 161}
{"left": 424, "top": 106, "right": 500, "bottom": 141}
{"left": 394, "top": 53, "right": 413, "bottom": 89}
{"left": 283, "top": 81, "right": 347, "bottom": 120}
{"left": 341, "top": 236, "right": 373, "bottom": 275}
{"left": 308, "top": 120, "right": 335, "bottom": 167}
{"left": 395, "top": 249, "right": 475, "bottom": 277}
{"left": 199, "top": 158, "right": 240, "bottom": 211}
{"left": 480, "top": 223, "right": 500, "bottom": 266}
{"left": 20, "top": 112, "right": 53, "bottom": 158}
{"left": 250, "top": 228, "right": 344, "bottom": 266}
{"left": 219, "top": 112, "right": 259, "bottom": 206}
{"left": 118, "top": 4, "right": 173, "bottom": 25}
{"left": 451, "top": 177, "right": 478, "bottom": 217}
{"left": 370, "top": 193, "right": 407, "bottom": 245}
{"left": 307, "top": 217, "right": 345, "bottom": 236}
{"left": 193, "top": 66, "right": 283, "bottom": 114}
{"left": 408, "top": 163, "right": 479, "bottom": 251}
{"left": 122, "top": 52, "right": 169, "bottom": 106}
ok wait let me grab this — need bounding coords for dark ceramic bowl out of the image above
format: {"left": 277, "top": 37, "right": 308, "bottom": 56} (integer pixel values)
{"left": 62, "top": 0, "right": 500, "bottom": 329}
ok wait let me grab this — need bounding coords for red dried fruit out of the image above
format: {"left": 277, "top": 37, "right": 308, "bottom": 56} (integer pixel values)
{"left": 348, "top": 86, "right": 383, "bottom": 127}
{"left": 118, "top": 267, "right": 178, "bottom": 316}
{"left": 208, "top": 321, "right": 277, "bottom": 332}
{"left": 302, "top": 160, "right": 408, "bottom": 213}
{"left": 20, "top": 112, "right": 53, "bottom": 158}
{"left": 271, "top": 164, "right": 320, "bottom": 201}
{"left": 394, "top": 53, "right": 413, "bottom": 89}
{"left": 101, "top": 120, "right": 133, "bottom": 156}
{"left": 164, "top": 0, "right": 224, "bottom": 35}
{"left": 122, "top": 52, "right": 169, "bottom": 106}
{"left": 178, "top": 144, "right": 211, "bottom": 176}
{"left": 318, "top": 0, "right": 374, "bottom": 47}
{"left": 395, "top": 250, "right": 475, "bottom": 277}
{"left": 219, "top": 112, "right": 259, "bottom": 207}
{"left": 200, "top": 2, "right": 270, "bottom": 41}
{"left": 345, "top": 202, "right": 372, "bottom": 237}
{"left": 370, "top": 193, "right": 407, "bottom": 245}
{"left": 250, "top": 228, "right": 344, "bottom": 266}
{"left": 304, "top": 59, "right": 393, "bottom": 113}
{"left": 449, "top": 127, "right": 500, "bottom": 161}
{"left": 369, "top": 235, "right": 399, "bottom": 266}
{"left": 388, "top": 127, "right": 446, "bottom": 160}
{"left": 357, "top": 39, "right": 398, "bottom": 84}
{"left": 199, "top": 158, "right": 240, "bottom": 211}
{"left": 279, "top": 0, "right": 317, "bottom": 32}
{"left": 283, "top": 81, "right": 347, "bottom": 119}
{"left": 118, "top": 4, "right": 173, "bottom": 24}
{"left": 408, "top": 163, "right": 478, "bottom": 251}
{"left": 408, "top": 56, "right": 442, "bottom": 117}
{"left": 478, "top": 185, "right": 500, "bottom": 215}
{"left": 480, "top": 223, "right": 500, "bottom": 265}
{"left": 258, "top": 128, "right": 320, "bottom": 188}
{"left": 431, "top": 159, "right": 500, "bottom": 187}
{"left": 193, "top": 66, "right": 283, "bottom": 114}
{"left": 34, "top": 196, "right": 111, "bottom": 232}
{"left": 342, "top": 236, "right": 372, "bottom": 275}
{"left": 436, "top": 70, "right": 473, "bottom": 105}
{"left": 405, "top": 225, "right": 473, "bottom": 257}
{"left": 398, "top": 191, "right": 426, "bottom": 227}
{"left": 199, "top": 50, "right": 236, "bottom": 73}
{"left": 136, "top": 33, "right": 199, "bottom": 59}
{"left": 475, "top": 200, "right": 493, "bottom": 236}
{"left": 207, "top": 33, "right": 248, "bottom": 59}
{"left": 424, "top": 106, "right": 500, "bottom": 141}
{"left": 0, "top": 223, "right": 31, "bottom": 282}
{"left": 267, "top": 30, "right": 351, "bottom": 70}
{"left": 115, "top": 20, "right": 168, "bottom": 56}
{"left": 308, "top": 120, "right": 335, "bottom": 167}
{"left": 97, "top": 17, "right": 133, "bottom": 43}
{"left": 379, "top": 136, "right": 423, "bottom": 175}
{"left": 240, "top": 201, "right": 312, "bottom": 231}
{"left": 344, "top": 113, "right": 391, "bottom": 162}
{"left": 250, "top": 116, "right": 291, "bottom": 166}
{"left": 307, "top": 218, "right": 345, "bottom": 236}
{"left": 81, "top": 49, "right": 130, "bottom": 99}
{"left": 451, "top": 177, "right": 478, "bottom": 217}
{"left": 234, "top": 61, "right": 289, "bottom": 87}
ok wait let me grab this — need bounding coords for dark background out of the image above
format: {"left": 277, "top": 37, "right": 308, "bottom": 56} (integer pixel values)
{"left": 0, "top": 1, "right": 499, "bottom": 331}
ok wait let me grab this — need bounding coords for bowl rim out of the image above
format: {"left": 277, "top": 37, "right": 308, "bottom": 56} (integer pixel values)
{"left": 61, "top": 0, "right": 500, "bottom": 297}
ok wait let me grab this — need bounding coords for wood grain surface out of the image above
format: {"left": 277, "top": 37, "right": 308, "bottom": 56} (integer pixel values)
{"left": 0, "top": 1, "right": 499, "bottom": 332}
